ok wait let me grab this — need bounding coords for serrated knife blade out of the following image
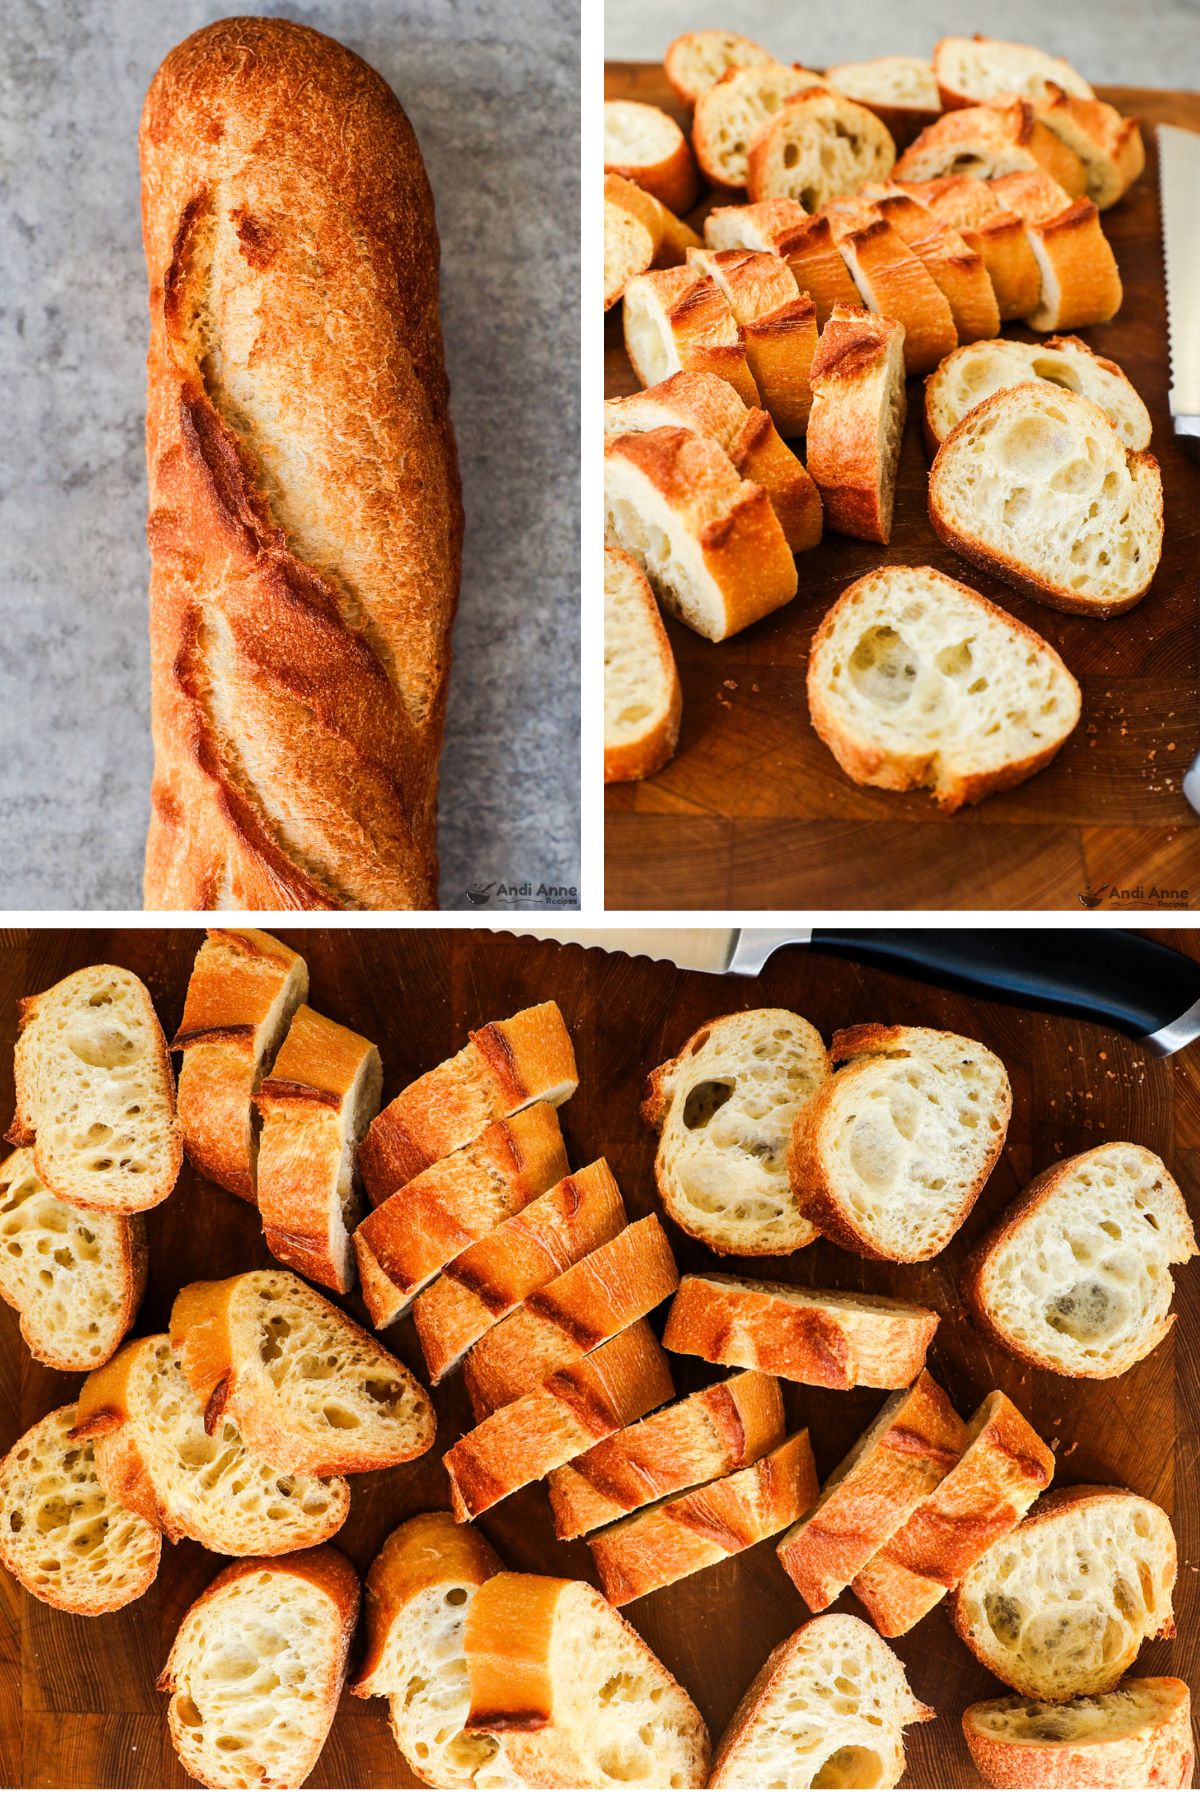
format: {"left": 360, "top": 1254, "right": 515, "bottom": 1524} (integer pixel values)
{"left": 1158, "top": 123, "right": 1200, "bottom": 438}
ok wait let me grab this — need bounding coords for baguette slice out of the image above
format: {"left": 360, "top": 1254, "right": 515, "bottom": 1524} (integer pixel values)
{"left": 709, "top": 1615, "right": 934, "bottom": 1789}
{"left": 604, "top": 545, "right": 683, "bottom": 784}
{"left": 748, "top": 89, "right": 897, "bottom": 211}
{"left": 622, "top": 266, "right": 761, "bottom": 408}
{"left": 605, "top": 194, "right": 656, "bottom": 310}
{"left": 856, "top": 188, "right": 1001, "bottom": 342}
{"left": 642, "top": 1008, "right": 830, "bottom": 1255}
{"left": 72, "top": 1334, "right": 350, "bottom": 1554}
{"left": 962, "top": 1142, "right": 1197, "bottom": 1379}
{"left": 852, "top": 1391, "right": 1055, "bottom": 1636}
{"left": 444, "top": 1321, "right": 674, "bottom": 1521}
{"left": 896, "top": 99, "right": 1087, "bottom": 195}
{"left": 463, "top": 1213, "right": 679, "bottom": 1417}
{"left": 805, "top": 305, "right": 907, "bottom": 544}
{"left": 789, "top": 1023, "right": 1012, "bottom": 1259}
{"left": 962, "top": 1678, "right": 1195, "bottom": 1790}
{"left": 171, "top": 928, "right": 308, "bottom": 1202}
{"left": 665, "top": 31, "right": 775, "bottom": 109}
{"left": 589, "top": 1430, "right": 818, "bottom": 1604}
{"left": 1023, "top": 197, "right": 1123, "bottom": 330}
{"left": 359, "top": 1002, "right": 577, "bottom": 1202}
{"left": 777, "top": 1372, "right": 966, "bottom": 1612}
{"left": 0, "top": 1146, "right": 146, "bottom": 1370}
{"left": 933, "top": 35, "right": 1095, "bottom": 110}
{"left": 170, "top": 1268, "right": 434, "bottom": 1476}
{"left": 825, "top": 57, "right": 941, "bottom": 148}
{"left": 705, "top": 201, "right": 863, "bottom": 327}
{"left": 160, "top": 1546, "right": 358, "bottom": 1790}
{"left": 929, "top": 384, "right": 1163, "bottom": 617}
{"left": 806, "top": 565, "right": 1082, "bottom": 811}
{"left": 414, "top": 1158, "right": 628, "bottom": 1381}
{"left": 693, "top": 63, "right": 824, "bottom": 189}
{"left": 603, "top": 99, "right": 699, "bottom": 217}
{"left": 1036, "top": 87, "right": 1145, "bottom": 210}
{"left": 924, "top": 334, "right": 1151, "bottom": 451}
{"left": 0, "top": 1403, "right": 161, "bottom": 1614}
{"left": 547, "top": 1370, "right": 785, "bottom": 1539}
{"left": 687, "top": 246, "right": 818, "bottom": 435}
{"left": 353, "top": 1103, "right": 568, "bottom": 1328}
{"left": 464, "top": 1572, "right": 711, "bottom": 1786}
{"left": 897, "top": 175, "right": 1042, "bottom": 319}
{"left": 951, "top": 1486, "right": 1177, "bottom": 1700}
{"left": 8, "top": 964, "right": 182, "bottom": 1214}
{"left": 254, "top": 1004, "right": 381, "bottom": 1291}
{"left": 827, "top": 213, "right": 957, "bottom": 377}
{"left": 604, "top": 173, "right": 703, "bottom": 267}
{"left": 662, "top": 1272, "right": 939, "bottom": 1389}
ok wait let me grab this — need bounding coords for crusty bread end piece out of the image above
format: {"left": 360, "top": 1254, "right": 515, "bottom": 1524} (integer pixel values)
{"left": 604, "top": 545, "right": 682, "bottom": 784}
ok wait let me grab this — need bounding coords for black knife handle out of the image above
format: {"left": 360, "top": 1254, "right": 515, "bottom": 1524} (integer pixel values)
{"left": 807, "top": 930, "right": 1200, "bottom": 1050}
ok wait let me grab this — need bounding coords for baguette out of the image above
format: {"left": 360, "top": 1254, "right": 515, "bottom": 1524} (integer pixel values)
{"left": 604, "top": 193, "right": 656, "bottom": 310}
{"left": 353, "top": 1103, "right": 568, "bottom": 1328}
{"left": 896, "top": 99, "right": 1088, "bottom": 195}
{"left": 444, "top": 1320, "right": 674, "bottom": 1520}
{"left": 896, "top": 175, "right": 1042, "bottom": 319}
{"left": 359, "top": 1001, "right": 577, "bottom": 1201}
{"left": 254, "top": 1004, "right": 381, "bottom": 1291}
{"left": 1022, "top": 198, "right": 1123, "bottom": 331}
{"left": 589, "top": 1430, "right": 818, "bottom": 1604}
{"left": 923, "top": 334, "right": 1152, "bottom": 452}
{"left": 464, "top": 1572, "right": 711, "bottom": 1785}
{"left": 160, "top": 1545, "right": 358, "bottom": 1789}
{"left": 547, "top": 1370, "right": 785, "bottom": 1539}
{"left": 662, "top": 1272, "right": 939, "bottom": 1389}
{"left": 985, "top": 167, "right": 1076, "bottom": 220}
{"left": 852, "top": 1390, "right": 1055, "bottom": 1636}
{"left": 962, "top": 1678, "right": 1195, "bottom": 1790}
{"left": 826, "top": 213, "right": 957, "bottom": 377}
{"left": 603, "top": 99, "right": 699, "bottom": 216}
{"left": 687, "top": 246, "right": 818, "bottom": 435}
{"left": 693, "top": 63, "right": 824, "bottom": 189}
{"left": 170, "top": 1267, "right": 434, "bottom": 1475}
{"left": 72, "top": 1334, "right": 350, "bottom": 1554}
{"left": 933, "top": 35, "right": 1095, "bottom": 111}
{"left": 604, "top": 172, "right": 703, "bottom": 267}
{"left": 8, "top": 963, "right": 181, "bottom": 1214}
{"left": 141, "top": 18, "right": 461, "bottom": 910}
{"left": 777, "top": 1372, "right": 966, "bottom": 1611}
{"left": 705, "top": 201, "right": 862, "bottom": 327}
{"left": 1035, "top": 87, "right": 1145, "bottom": 210}
{"left": 825, "top": 57, "right": 941, "bottom": 148}
{"left": 171, "top": 928, "right": 308, "bottom": 1201}
{"left": 665, "top": 31, "right": 775, "bottom": 109}
{"left": 748, "top": 89, "right": 897, "bottom": 211}
{"left": 0, "top": 1404, "right": 161, "bottom": 1614}
{"left": 0, "top": 1147, "right": 146, "bottom": 1370}
{"left": 622, "top": 266, "right": 761, "bottom": 408}
{"left": 856, "top": 188, "right": 1000, "bottom": 342}
{"left": 805, "top": 305, "right": 907, "bottom": 544}
{"left": 604, "top": 545, "right": 683, "bottom": 784}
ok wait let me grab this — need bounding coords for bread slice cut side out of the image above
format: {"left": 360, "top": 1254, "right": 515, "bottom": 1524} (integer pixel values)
{"left": 962, "top": 1677, "right": 1195, "bottom": 1790}
{"left": 686, "top": 246, "right": 818, "bottom": 436}
{"left": 896, "top": 99, "right": 1087, "bottom": 194}
{"left": 825, "top": 57, "right": 941, "bottom": 148}
{"left": 932, "top": 35, "right": 1095, "bottom": 110}
{"left": 605, "top": 196, "right": 656, "bottom": 311}
{"left": 622, "top": 267, "right": 761, "bottom": 409}
{"left": 604, "top": 174, "right": 704, "bottom": 270}
{"left": 693, "top": 63, "right": 825, "bottom": 189}
{"left": 604, "top": 545, "right": 683, "bottom": 784}
{"left": 665, "top": 31, "right": 775, "bottom": 110}
{"left": 805, "top": 305, "right": 907, "bottom": 544}
{"left": 603, "top": 99, "right": 699, "bottom": 217}
{"left": 747, "top": 89, "right": 898, "bottom": 212}
{"left": 1034, "top": 87, "right": 1145, "bottom": 211}
{"left": 705, "top": 203, "right": 863, "bottom": 328}
{"left": 924, "top": 334, "right": 1151, "bottom": 452}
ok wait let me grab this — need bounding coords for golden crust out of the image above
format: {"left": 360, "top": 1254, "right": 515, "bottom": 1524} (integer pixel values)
{"left": 688, "top": 247, "right": 818, "bottom": 434}
{"left": 603, "top": 546, "right": 683, "bottom": 784}
{"left": 898, "top": 178, "right": 1042, "bottom": 318}
{"left": 896, "top": 98, "right": 1087, "bottom": 195}
{"left": 604, "top": 173, "right": 702, "bottom": 267}
{"left": 604, "top": 196, "right": 656, "bottom": 310}
{"left": 603, "top": 101, "right": 700, "bottom": 216}
{"left": 624, "top": 266, "right": 762, "bottom": 408}
{"left": 1035, "top": 87, "right": 1145, "bottom": 209}
{"left": 864, "top": 191, "right": 1001, "bottom": 340}
{"left": 805, "top": 305, "right": 907, "bottom": 544}
{"left": 1024, "top": 196, "right": 1124, "bottom": 330}
{"left": 962, "top": 1678, "right": 1195, "bottom": 1789}
{"left": 350, "top": 1511, "right": 503, "bottom": 1698}
{"left": 829, "top": 214, "right": 958, "bottom": 375}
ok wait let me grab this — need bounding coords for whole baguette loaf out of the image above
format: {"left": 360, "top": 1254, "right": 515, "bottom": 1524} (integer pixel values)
{"left": 140, "top": 18, "right": 462, "bottom": 909}
{"left": 962, "top": 1678, "right": 1195, "bottom": 1790}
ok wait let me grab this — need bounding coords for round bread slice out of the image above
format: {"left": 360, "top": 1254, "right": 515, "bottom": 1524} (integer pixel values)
{"left": 962, "top": 1677, "right": 1195, "bottom": 1790}
{"left": 603, "top": 100, "right": 698, "bottom": 217}
{"left": 932, "top": 35, "right": 1095, "bottom": 110}
{"left": 604, "top": 195, "right": 656, "bottom": 311}
{"left": 924, "top": 335, "right": 1152, "bottom": 452}
{"left": 665, "top": 30, "right": 775, "bottom": 109}
{"left": 748, "top": 89, "right": 897, "bottom": 210}
{"left": 693, "top": 63, "right": 825, "bottom": 189}
{"left": 604, "top": 545, "right": 682, "bottom": 784}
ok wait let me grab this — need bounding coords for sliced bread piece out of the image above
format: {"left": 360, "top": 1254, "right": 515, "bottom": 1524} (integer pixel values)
{"left": 951, "top": 1486, "right": 1177, "bottom": 1699}
{"left": 777, "top": 1372, "right": 967, "bottom": 1612}
{"left": 604, "top": 545, "right": 683, "bottom": 784}
{"left": 0, "top": 1403, "right": 160, "bottom": 1614}
{"left": 963, "top": 1678, "right": 1195, "bottom": 1790}
{"left": 547, "top": 1370, "right": 785, "bottom": 1539}
{"left": 806, "top": 565, "right": 1082, "bottom": 811}
{"left": 1022, "top": 198, "right": 1123, "bottom": 330}
{"left": 8, "top": 963, "right": 182, "bottom": 1214}
{"left": 825, "top": 57, "right": 941, "bottom": 148}
{"left": 622, "top": 266, "right": 761, "bottom": 407}
{"left": 933, "top": 35, "right": 1095, "bottom": 110}
{"left": 170, "top": 1268, "right": 435, "bottom": 1476}
{"left": 589, "top": 1430, "right": 818, "bottom": 1604}
{"left": 72, "top": 1334, "right": 350, "bottom": 1554}
{"left": 160, "top": 1546, "right": 358, "bottom": 1790}
{"left": 604, "top": 173, "right": 703, "bottom": 267}
{"left": 464, "top": 1571, "right": 711, "bottom": 1785}
{"left": 805, "top": 305, "right": 907, "bottom": 544}
{"left": 896, "top": 175, "right": 1042, "bottom": 319}
{"left": 171, "top": 927, "right": 308, "bottom": 1203}
{"left": 1035, "top": 87, "right": 1145, "bottom": 210}
{"left": 788, "top": 1023, "right": 1012, "bottom": 1260}
{"left": 662, "top": 1272, "right": 939, "bottom": 1389}
{"left": 693, "top": 63, "right": 824, "bottom": 189}
{"left": 0, "top": 1146, "right": 146, "bottom": 1370}
{"left": 748, "top": 89, "right": 897, "bottom": 211}
{"left": 924, "top": 334, "right": 1152, "bottom": 451}
{"left": 709, "top": 1615, "right": 934, "bottom": 1788}
{"left": 896, "top": 99, "right": 1087, "bottom": 196}
{"left": 254, "top": 1004, "right": 381, "bottom": 1292}
{"left": 665, "top": 30, "right": 775, "bottom": 109}
{"left": 856, "top": 188, "right": 1001, "bottom": 342}
{"left": 853, "top": 1391, "right": 1055, "bottom": 1636}
{"left": 359, "top": 1002, "right": 577, "bottom": 1203}
{"left": 929, "top": 383, "right": 1163, "bottom": 616}
{"left": 705, "top": 200, "right": 862, "bottom": 326}
{"left": 687, "top": 246, "right": 818, "bottom": 435}
{"left": 825, "top": 212, "right": 958, "bottom": 376}
{"left": 353, "top": 1103, "right": 568, "bottom": 1329}
{"left": 605, "top": 194, "right": 656, "bottom": 310}
{"left": 963, "top": 1142, "right": 1197, "bottom": 1379}
{"left": 603, "top": 100, "right": 699, "bottom": 216}
{"left": 641, "top": 1008, "right": 830, "bottom": 1256}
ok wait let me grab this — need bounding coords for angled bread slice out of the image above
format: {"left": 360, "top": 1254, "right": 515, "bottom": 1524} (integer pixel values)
{"left": 72, "top": 1334, "right": 349, "bottom": 1554}
{"left": 589, "top": 1430, "right": 817, "bottom": 1604}
{"left": 9, "top": 964, "right": 182, "bottom": 1214}
{"left": 709, "top": 1615, "right": 934, "bottom": 1788}
{"left": 789, "top": 1023, "right": 1012, "bottom": 1259}
{"left": 1023, "top": 197, "right": 1123, "bottom": 330}
{"left": 807, "top": 565, "right": 1082, "bottom": 810}
{"left": 464, "top": 1572, "right": 711, "bottom": 1785}
{"left": 0, "top": 1403, "right": 160, "bottom": 1614}
{"left": 687, "top": 246, "right": 818, "bottom": 435}
{"left": 823, "top": 208, "right": 958, "bottom": 377}
{"left": 603, "top": 99, "right": 698, "bottom": 216}
{"left": 642, "top": 1008, "right": 830, "bottom": 1255}
{"left": 604, "top": 545, "right": 683, "bottom": 784}
{"left": 933, "top": 35, "right": 1095, "bottom": 110}
{"left": 853, "top": 1391, "right": 1054, "bottom": 1636}
{"left": 359, "top": 1002, "right": 577, "bottom": 1202}
{"left": 963, "top": 1678, "right": 1195, "bottom": 1790}
{"left": 171, "top": 928, "right": 308, "bottom": 1202}
{"left": 1036, "top": 86, "right": 1145, "bottom": 210}
{"left": 605, "top": 195, "right": 656, "bottom": 311}
{"left": 929, "top": 383, "right": 1163, "bottom": 616}
{"left": 548, "top": 1370, "right": 785, "bottom": 1539}
{"left": 0, "top": 1146, "right": 146, "bottom": 1370}
{"left": 622, "top": 266, "right": 760, "bottom": 407}
{"left": 353, "top": 1103, "right": 568, "bottom": 1329}
{"left": 604, "top": 174, "right": 703, "bottom": 269}
{"left": 826, "top": 57, "right": 941, "bottom": 148}
{"left": 160, "top": 1546, "right": 358, "bottom": 1789}
{"left": 665, "top": 30, "right": 774, "bottom": 109}
{"left": 951, "top": 1486, "right": 1177, "bottom": 1699}
{"left": 693, "top": 63, "right": 824, "bottom": 189}
{"left": 924, "top": 334, "right": 1151, "bottom": 451}
{"left": 170, "top": 1268, "right": 434, "bottom": 1476}
{"left": 662, "top": 1272, "right": 939, "bottom": 1388}
{"left": 805, "top": 305, "right": 907, "bottom": 543}
{"left": 777, "top": 1372, "right": 966, "bottom": 1611}
{"left": 748, "top": 89, "right": 897, "bottom": 210}
{"left": 963, "top": 1142, "right": 1197, "bottom": 1378}
{"left": 705, "top": 201, "right": 862, "bottom": 326}
{"left": 897, "top": 175, "right": 1042, "bottom": 318}
{"left": 896, "top": 99, "right": 1087, "bottom": 195}
{"left": 857, "top": 188, "right": 1000, "bottom": 342}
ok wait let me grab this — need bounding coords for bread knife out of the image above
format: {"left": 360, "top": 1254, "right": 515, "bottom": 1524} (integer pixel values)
{"left": 1159, "top": 123, "right": 1200, "bottom": 445}
{"left": 515, "top": 929, "right": 1200, "bottom": 1055}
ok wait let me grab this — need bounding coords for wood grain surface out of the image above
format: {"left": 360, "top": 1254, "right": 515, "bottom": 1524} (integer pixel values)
{"left": 604, "top": 68, "right": 1200, "bottom": 912}
{"left": 0, "top": 926, "right": 1197, "bottom": 1787}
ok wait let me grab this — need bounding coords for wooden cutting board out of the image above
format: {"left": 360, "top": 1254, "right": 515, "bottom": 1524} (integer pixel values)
{"left": 605, "top": 68, "right": 1200, "bottom": 911}
{"left": 1, "top": 926, "right": 1197, "bottom": 1787}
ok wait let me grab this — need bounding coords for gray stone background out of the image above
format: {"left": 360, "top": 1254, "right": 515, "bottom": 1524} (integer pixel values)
{"left": 606, "top": 0, "right": 1196, "bottom": 82}
{"left": 0, "top": 0, "right": 579, "bottom": 911}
